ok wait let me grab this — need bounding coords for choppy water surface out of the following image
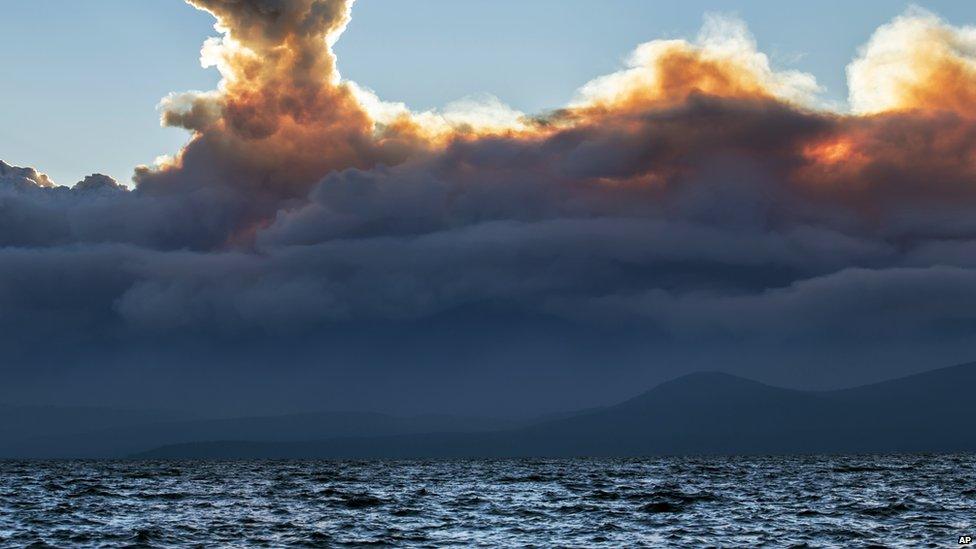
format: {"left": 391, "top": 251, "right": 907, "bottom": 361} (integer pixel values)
{"left": 0, "top": 455, "right": 973, "bottom": 547}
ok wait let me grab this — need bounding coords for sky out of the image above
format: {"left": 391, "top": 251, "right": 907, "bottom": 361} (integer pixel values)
{"left": 2, "top": 0, "right": 976, "bottom": 417}
{"left": 3, "top": 1, "right": 975, "bottom": 186}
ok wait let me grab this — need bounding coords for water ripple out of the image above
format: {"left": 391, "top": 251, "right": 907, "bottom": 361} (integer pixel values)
{"left": 0, "top": 455, "right": 972, "bottom": 547}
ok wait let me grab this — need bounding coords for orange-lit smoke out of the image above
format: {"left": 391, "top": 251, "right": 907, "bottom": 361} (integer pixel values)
{"left": 563, "top": 14, "right": 821, "bottom": 120}
{"left": 135, "top": 3, "right": 976, "bottom": 249}
{"left": 153, "top": 0, "right": 406, "bottom": 196}
{"left": 848, "top": 9, "right": 976, "bottom": 116}
{"left": 7, "top": 2, "right": 976, "bottom": 345}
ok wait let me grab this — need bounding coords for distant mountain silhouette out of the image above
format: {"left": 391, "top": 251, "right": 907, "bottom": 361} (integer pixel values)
{"left": 0, "top": 409, "right": 520, "bottom": 458}
{"left": 135, "top": 362, "right": 976, "bottom": 458}
{"left": 0, "top": 403, "right": 194, "bottom": 437}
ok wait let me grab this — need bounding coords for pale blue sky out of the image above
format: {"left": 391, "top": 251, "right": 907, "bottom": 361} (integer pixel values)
{"left": 2, "top": 1, "right": 974, "bottom": 186}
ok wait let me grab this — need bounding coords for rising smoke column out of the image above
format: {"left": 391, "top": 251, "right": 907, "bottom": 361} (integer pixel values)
{"left": 135, "top": 0, "right": 432, "bottom": 249}
{"left": 158, "top": 0, "right": 381, "bottom": 176}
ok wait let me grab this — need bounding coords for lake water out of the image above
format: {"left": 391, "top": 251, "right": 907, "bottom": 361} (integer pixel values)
{"left": 1, "top": 455, "right": 973, "bottom": 547}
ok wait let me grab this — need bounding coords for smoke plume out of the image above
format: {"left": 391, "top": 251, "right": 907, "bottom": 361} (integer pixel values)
{"left": 3, "top": 2, "right": 976, "bottom": 411}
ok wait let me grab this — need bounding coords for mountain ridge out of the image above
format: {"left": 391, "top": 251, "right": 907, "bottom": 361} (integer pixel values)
{"left": 134, "top": 362, "right": 976, "bottom": 459}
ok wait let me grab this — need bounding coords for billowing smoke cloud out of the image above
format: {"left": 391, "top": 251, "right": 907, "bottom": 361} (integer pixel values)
{"left": 2, "top": 2, "right": 976, "bottom": 412}
{"left": 571, "top": 13, "right": 822, "bottom": 112}
{"left": 848, "top": 7, "right": 976, "bottom": 115}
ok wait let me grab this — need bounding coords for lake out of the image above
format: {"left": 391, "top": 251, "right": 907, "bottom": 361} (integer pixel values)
{"left": 1, "top": 455, "right": 973, "bottom": 547}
